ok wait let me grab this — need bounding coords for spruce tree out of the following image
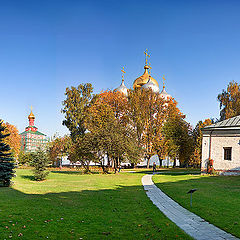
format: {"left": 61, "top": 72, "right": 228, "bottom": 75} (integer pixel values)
{"left": 0, "top": 120, "right": 15, "bottom": 186}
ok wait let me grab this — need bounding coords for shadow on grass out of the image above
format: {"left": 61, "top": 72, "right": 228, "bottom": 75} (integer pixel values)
{"left": 51, "top": 171, "right": 102, "bottom": 175}
{"left": 21, "top": 175, "right": 36, "bottom": 181}
{"left": 128, "top": 168, "right": 201, "bottom": 176}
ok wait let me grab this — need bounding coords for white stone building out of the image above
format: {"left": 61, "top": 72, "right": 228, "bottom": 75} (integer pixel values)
{"left": 201, "top": 115, "right": 240, "bottom": 175}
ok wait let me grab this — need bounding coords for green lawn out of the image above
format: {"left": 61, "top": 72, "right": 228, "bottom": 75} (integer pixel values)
{"left": 0, "top": 169, "right": 192, "bottom": 240}
{"left": 153, "top": 171, "right": 240, "bottom": 238}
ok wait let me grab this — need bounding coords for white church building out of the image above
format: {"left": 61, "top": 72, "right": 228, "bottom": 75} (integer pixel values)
{"left": 201, "top": 115, "right": 240, "bottom": 175}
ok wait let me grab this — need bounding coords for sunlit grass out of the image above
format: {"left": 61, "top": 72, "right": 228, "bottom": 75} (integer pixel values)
{"left": 153, "top": 172, "right": 240, "bottom": 238}
{"left": 0, "top": 169, "right": 192, "bottom": 239}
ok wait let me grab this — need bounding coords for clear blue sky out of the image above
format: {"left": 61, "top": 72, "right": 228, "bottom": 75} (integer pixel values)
{"left": 1, "top": 0, "right": 240, "bottom": 137}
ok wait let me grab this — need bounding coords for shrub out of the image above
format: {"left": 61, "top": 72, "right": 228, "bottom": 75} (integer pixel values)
{"left": 31, "top": 149, "right": 51, "bottom": 181}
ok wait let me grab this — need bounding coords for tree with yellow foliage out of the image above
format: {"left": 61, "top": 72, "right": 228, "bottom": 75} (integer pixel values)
{"left": 218, "top": 81, "right": 240, "bottom": 120}
{"left": 2, "top": 122, "right": 21, "bottom": 160}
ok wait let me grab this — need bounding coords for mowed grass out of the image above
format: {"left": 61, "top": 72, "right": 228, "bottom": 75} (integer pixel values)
{"left": 0, "top": 169, "right": 192, "bottom": 240}
{"left": 153, "top": 171, "right": 240, "bottom": 238}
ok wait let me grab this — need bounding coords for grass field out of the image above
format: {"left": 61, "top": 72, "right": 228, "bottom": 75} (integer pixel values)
{"left": 0, "top": 169, "right": 192, "bottom": 240}
{"left": 153, "top": 171, "right": 240, "bottom": 238}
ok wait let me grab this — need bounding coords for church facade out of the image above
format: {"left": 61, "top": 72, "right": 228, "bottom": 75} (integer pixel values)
{"left": 201, "top": 115, "right": 240, "bottom": 175}
{"left": 20, "top": 108, "right": 48, "bottom": 152}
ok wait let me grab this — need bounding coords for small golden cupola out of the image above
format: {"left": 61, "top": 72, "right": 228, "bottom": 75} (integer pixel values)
{"left": 133, "top": 49, "right": 159, "bottom": 89}
{"left": 28, "top": 106, "right": 35, "bottom": 126}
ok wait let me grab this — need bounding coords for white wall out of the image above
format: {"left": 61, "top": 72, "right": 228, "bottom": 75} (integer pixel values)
{"left": 202, "top": 134, "right": 240, "bottom": 171}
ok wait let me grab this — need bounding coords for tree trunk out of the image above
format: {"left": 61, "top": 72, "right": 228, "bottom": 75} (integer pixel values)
{"left": 107, "top": 153, "right": 110, "bottom": 168}
{"left": 100, "top": 160, "right": 109, "bottom": 174}
{"left": 173, "top": 159, "right": 176, "bottom": 168}
{"left": 114, "top": 158, "right": 118, "bottom": 174}
{"left": 157, "top": 153, "right": 163, "bottom": 167}
{"left": 146, "top": 157, "right": 151, "bottom": 168}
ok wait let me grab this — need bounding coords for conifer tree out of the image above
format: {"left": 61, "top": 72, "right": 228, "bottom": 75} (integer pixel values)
{"left": 0, "top": 120, "right": 15, "bottom": 187}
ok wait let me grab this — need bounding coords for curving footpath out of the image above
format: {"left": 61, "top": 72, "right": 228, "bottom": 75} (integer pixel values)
{"left": 142, "top": 174, "right": 238, "bottom": 240}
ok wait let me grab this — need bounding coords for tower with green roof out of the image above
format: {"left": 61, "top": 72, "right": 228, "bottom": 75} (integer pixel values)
{"left": 20, "top": 107, "right": 48, "bottom": 152}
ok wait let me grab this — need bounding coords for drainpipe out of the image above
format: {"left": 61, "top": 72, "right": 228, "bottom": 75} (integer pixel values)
{"left": 208, "top": 130, "right": 213, "bottom": 160}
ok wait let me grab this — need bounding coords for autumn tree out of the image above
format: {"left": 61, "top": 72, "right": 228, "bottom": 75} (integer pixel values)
{"left": 2, "top": 122, "right": 21, "bottom": 160}
{"left": 48, "top": 135, "right": 70, "bottom": 167}
{"left": 85, "top": 99, "right": 141, "bottom": 173}
{"left": 128, "top": 89, "right": 161, "bottom": 167}
{"left": 218, "top": 81, "right": 240, "bottom": 120}
{"left": 153, "top": 97, "right": 185, "bottom": 167}
{"left": 189, "top": 119, "right": 213, "bottom": 167}
{"left": 98, "top": 90, "right": 129, "bottom": 125}
{"left": 0, "top": 120, "right": 15, "bottom": 186}
{"left": 128, "top": 88, "right": 184, "bottom": 168}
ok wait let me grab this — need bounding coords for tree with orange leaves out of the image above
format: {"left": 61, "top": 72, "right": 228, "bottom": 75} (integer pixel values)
{"left": 190, "top": 118, "right": 214, "bottom": 167}
{"left": 98, "top": 90, "right": 129, "bottom": 125}
{"left": 84, "top": 98, "right": 140, "bottom": 173}
{"left": 128, "top": 88, "right": 184, "bottom": 168}
{"left": 218, "top": 81, "right": 240, "bottom": 120}
{"left": 2, "top": 122, "right": 21, "bottom": 160}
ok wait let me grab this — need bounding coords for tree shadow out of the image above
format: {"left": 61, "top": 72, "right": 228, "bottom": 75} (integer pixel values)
{"left": 21, "top": 175, "right": 36, "bottom": 181}
{"left": 51, "top": 170, "right": 102, "bottom": 175}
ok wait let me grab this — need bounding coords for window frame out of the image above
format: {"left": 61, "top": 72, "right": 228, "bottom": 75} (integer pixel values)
{"left": 223, "top": 147, "right": 232, "bottom": 161}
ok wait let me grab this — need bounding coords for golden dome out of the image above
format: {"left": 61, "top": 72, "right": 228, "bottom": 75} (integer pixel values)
{"left": 133, "top": 65, "right": 159, "bottom": 89}
{"left": 28, "top": 107, "right": 35, "bottom": 119}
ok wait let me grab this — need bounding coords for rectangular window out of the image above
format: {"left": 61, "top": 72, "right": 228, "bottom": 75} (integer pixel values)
{"left": 224, "top": 147, "right": 232, "bottom": 161}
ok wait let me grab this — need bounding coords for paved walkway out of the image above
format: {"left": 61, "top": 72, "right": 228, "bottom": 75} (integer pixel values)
{"left": 142, "top": 174, "right": 238, "bottom": 240}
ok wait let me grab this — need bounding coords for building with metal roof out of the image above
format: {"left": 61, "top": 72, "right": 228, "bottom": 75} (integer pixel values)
{"left": 201, "top": 115, "right": 240, "bottom": 175}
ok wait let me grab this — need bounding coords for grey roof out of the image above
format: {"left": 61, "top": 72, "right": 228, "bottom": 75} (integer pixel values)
{"left": 204, "top": 115, "right": 240, "bottom": 130}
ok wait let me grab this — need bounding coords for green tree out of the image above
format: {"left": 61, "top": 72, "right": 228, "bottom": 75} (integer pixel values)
{"left": 31, "top": 149, "right": 51, "bottom": 181}
{"left": 164, "top": 118, "right": 194, "bottom": 167}
{"left": 62, "top": 83, "right": 94, "bottom": 140}
{"left": 218, "top": 81, "right": 240, "bottom": 120}
{"left": 0, "top": 120, "right": 15, "bottom": 186}
{"left": 18, "top": 151, "right": 34, "bottom": 166}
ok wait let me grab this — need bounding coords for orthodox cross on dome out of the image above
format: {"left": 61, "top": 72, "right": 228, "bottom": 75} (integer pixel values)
{"left": 148, "top": 62, "right": 152, "bottom": 75}
{"left": 162, "top": 75, "right": 166, "bottom": 89}
{"left": 144, "top": 49, "right": 150, "bottom": 66}
{"left": 121, "top": 67, "right": 126, "bottom": 83}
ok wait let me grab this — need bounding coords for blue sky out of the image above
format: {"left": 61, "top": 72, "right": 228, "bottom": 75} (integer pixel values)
{"left": 1, "top": 0, "right": 240, "bottom": 137}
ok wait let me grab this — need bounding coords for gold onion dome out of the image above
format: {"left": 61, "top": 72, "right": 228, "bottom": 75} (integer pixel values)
{"left": 141, "top": 78, "right": 160, "bottom": 93}
{"left": 114, "top": 80, "right": 128, "bottom": 97}
{"left": 28, "top": 108, "right": 35, "bottom": 119}
{"left": 133, "top": 65, "right": 159, "bottom": 89}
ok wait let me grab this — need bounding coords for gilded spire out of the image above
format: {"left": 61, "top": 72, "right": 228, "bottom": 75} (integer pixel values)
{"left": 28, "top": 105, "right": 35, "bottom": 119}
{"left": 144, "top": 49, "right": 150, "bottom": 66}
{"left": 162, "top": 75, "right": 166, "bottom": 89}
{"left": 121, "top": 67, "right": 126, "bottom": 83}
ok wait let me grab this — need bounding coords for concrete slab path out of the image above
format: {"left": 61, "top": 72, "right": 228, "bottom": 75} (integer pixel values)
{"left": 142, "top": 174, "right": 238, "bottom": 240}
